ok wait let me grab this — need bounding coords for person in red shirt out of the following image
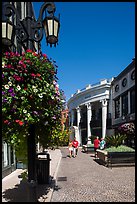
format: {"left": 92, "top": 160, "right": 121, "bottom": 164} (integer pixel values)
{"left": 93, "top": 136, "right": 100, "bottom": 158}
{"left": 72, "top": 137, "right": 79, "bottom": 157}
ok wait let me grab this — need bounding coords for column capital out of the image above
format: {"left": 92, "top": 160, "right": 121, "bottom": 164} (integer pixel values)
{"left": 76, "top": 106, "right": 80, "bottom": 112}
{"left": 86, "top": 102, "right": 92, "bottom": 110}
{"left": 100, "top": 99, "right": 108, "bottom": 107}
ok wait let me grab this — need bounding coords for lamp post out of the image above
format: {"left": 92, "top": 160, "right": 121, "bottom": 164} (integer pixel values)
{"left": 2, "top": 2, "right": 60, "bottom": 202}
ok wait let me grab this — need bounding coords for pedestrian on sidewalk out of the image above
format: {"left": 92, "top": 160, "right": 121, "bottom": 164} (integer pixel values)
{"left": 68, "top": 140, "right": 74, "bottom": 158}
{"left": 72, "top": 137, "right": 79, "bottom": 158}
{"left": 93, "top": 136, "right": 100, "bottom": 158}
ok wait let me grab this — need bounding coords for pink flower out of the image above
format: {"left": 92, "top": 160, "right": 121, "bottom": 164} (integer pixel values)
{"left": 31, "top": 73, "right": 36, "bottom": 77}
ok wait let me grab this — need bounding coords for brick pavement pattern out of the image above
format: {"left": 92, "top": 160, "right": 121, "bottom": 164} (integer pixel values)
{"left": 51, "top": 147, "right": 135, "bottom": 202}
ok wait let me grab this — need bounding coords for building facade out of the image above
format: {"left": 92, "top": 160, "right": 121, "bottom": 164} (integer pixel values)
{"left": 67, "top": 78, "right": 114, "bottom": 146}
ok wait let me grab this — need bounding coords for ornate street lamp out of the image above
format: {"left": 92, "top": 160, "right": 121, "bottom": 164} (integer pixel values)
{"left": 2, "top": 2, "right": 60, "bottom": 51}
{"left": 2, "top": 2, "right": 60, "bottom": 202}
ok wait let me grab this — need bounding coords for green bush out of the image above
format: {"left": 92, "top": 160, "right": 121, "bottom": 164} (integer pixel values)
{"left": 105, "top": 145, "right": 135, "bottom": 152}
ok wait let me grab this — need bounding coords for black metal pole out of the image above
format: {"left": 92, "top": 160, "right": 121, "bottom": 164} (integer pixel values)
{"left": 27, "top": 124, "right": 37, "bottom": 202}
{"left": 26, "top": 3, "right": 37, "bottom": 201}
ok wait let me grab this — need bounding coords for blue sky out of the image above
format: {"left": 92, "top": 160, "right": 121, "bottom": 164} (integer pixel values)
{"left": 33, "top": 2, "right": 135, "bottom": 102}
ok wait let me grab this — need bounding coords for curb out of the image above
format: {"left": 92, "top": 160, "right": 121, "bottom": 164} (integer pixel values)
{"left": 45, "top": 149, "right": 62, "bottom": 202}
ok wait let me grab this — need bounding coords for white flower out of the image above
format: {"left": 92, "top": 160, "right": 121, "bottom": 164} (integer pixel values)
{"left": 23, "top": 109, "right": 27, "bottom": 114}
{"left": 4, "top": 85, "right": 9, "bottom": 89}
{"left": 8, "top": 77, "right": 12, "bottom": 81}
{"left": 21, "top": 97, "right": 25, "bottom": 100}
{"left": 38, "top": 94, "right": 43, "bottom": 98}
{"left": 17, "top": 85, "right": 21, "bottom": 90}
{"left": 51, "top": 95, "right": 54, "bottom": 99}
{"left": 8, "top": 81, "right": 12, "bottom": 86}
{"left": 46, "top": 83, "right": 49, "bottom": 87}
{"left": 33, "top": 89, "right": 38, "bottom": 93}
{"left": 25, "top": 117, "right": 28, "bottom": 120}
{"left": 2, "top": 61, "right": 5, "bottom": 68}
{"left": 27, "top": 113, "right": 30, "bottom": 117}
{"left": 32, "top": 85, "right": 36, "bottom": 89}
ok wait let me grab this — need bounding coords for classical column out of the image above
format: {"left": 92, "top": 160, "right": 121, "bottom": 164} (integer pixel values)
{"left": 86, "top": 103, "right": 92, "bottom": 144}
{"left": 76, "top": 106, "right": 81, "bottom": 145}
{"left": 100, "top": 99, "right": 108, "bottom": 139}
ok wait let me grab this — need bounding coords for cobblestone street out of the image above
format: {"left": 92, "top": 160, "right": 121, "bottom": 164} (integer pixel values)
{"left": 51, "top": 147, "right": 135, "bottom": 202}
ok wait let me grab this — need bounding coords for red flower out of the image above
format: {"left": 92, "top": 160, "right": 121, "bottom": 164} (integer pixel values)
{"left": 4, "top": 120, "right": 9, "bottom": 124}
{"left": 15, "top": 120, "right": 20, "bottom": 123}
{"left": 19, "top": 121, "right": 24, "bottom": 126}
{"left": 32, "top": 52, "right": 38, "bottom": 56}
{"left": 36, "top": 73, "right": 41, "bottom": 77}
{"left": 43, "top": 54, "right": 47, "bottom": 58}
{"left": 26, "top": 49, "right": 32, "bottom": 53}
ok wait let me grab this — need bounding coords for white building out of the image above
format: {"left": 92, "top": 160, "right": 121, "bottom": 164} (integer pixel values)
{"left": 67, "top": 78, "right": 114, "bottom": 146}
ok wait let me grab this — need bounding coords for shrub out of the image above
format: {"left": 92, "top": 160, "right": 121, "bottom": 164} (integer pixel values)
{"left": 105, "top": 134, "right": 127, "bottom": 148}
{"left": 105, "top": 145, "right": 135, "bottom": 152}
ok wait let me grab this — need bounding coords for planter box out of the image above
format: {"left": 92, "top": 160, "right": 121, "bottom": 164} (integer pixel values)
{"left": 97, "top": 149, "right": 135, "bottom": 168}
{"left": 82, "top": 144, "right": 94, "bottom": 153}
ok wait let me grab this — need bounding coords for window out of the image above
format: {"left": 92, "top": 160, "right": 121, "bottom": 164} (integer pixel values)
{"left": 115, "top": 84, "right": 119, "bottom": 92}
{"left": 115, "top": 97, "right": 120, "bottom": 118}
{"left": 130, "top": 88, "right": 135, "bottom": 114}
{"left": 122, "top": 78, "right": 127, "bottom": 87}
{"left": 122, "top": 92, "right": 128, "bottom": 116}
{"left": 131, "top": 70, "right": 135, "bottom": 80}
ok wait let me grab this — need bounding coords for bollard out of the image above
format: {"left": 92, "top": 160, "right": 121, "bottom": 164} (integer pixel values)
{"left": 27, "top": 180, "right": 37, "bottom": 202}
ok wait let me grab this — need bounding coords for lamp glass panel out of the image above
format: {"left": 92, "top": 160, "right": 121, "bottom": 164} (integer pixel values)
{"left": 7, "top": 23, "right": 13, "bottom": 40}
{"left": 48, "top": 19, "right": 53, "bottom": 36}
{"left": 2, "top": 23, "right": 6, "bottom": 38}
{"left": 54, "top": 20, "right": 58, "bottom": 37}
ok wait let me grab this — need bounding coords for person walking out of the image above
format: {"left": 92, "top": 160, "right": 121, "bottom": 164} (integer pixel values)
{"left": 100, "top": 138, "right": 106, "bottom": 150}
{"left": 72, "top": 137, "right": 79, "bottom": 158}
{"left": 93, "top": 136, "right": 100, "bottom": 158}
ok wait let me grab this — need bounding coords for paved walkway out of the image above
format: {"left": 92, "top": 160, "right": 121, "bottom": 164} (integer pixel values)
{"left": 2, "top": 148, "right": 62, "bottom": 202}
{"left": 51, "top": 147, "right": 135, "bottom": 202}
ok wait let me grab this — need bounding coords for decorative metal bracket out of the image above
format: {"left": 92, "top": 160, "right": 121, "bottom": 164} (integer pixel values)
{"left": 3, "top": 2, "right": 56, "bottom": 45}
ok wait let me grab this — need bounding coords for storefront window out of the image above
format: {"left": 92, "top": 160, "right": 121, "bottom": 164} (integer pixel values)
{"left": 130, "top": 88, "right": 135, "bottom": 114}
{"left": 122, "top": 92, "right": 128, "bottom": 116}
{"left": 115, "top": 97, "right": 120, "bottom": 118}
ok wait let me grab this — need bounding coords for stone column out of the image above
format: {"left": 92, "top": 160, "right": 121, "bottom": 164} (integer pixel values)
{"left": 100, "top": 99, "right": 108, "bottom": 139}
{"left": 76, "top": 106, "right": 81, "bottom": 145}
{"left": 86, "top": 103, "right": 92, "bottom": 144}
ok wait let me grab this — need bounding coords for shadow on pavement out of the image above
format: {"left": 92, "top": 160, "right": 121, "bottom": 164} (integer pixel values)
{"left": 2, "top": 179, "right": 29, "bottom": 202}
